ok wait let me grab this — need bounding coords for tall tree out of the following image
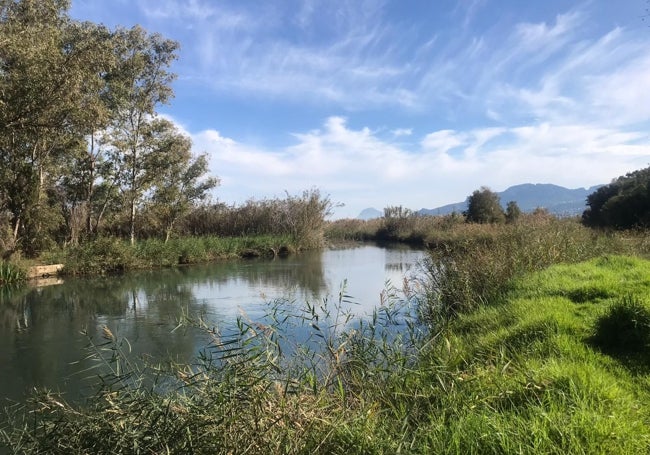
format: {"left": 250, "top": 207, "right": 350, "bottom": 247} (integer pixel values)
{"left": 147, "top": 120, "right": 219, "bottom": 242}
{"left": 464, "top": 187, "right": 505, "bottom": 224}
{"left": 105, "top": 26, "right": 179, "bottom": 244}
{"left": 0, "top": 0, "right": 115, "bottom": 255}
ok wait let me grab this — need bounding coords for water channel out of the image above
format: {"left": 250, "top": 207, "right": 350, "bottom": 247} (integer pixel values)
{"left": 0, "top": 243, "right": 426, "bottom": 407}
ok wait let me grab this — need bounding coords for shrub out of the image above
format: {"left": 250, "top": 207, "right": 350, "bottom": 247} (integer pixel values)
{"left": 420, "top": 217, "right": 634, "bottom": 319}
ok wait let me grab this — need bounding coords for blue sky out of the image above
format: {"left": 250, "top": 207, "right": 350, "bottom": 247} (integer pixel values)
{"left": 70, "top": 0, "right": 650, "bottom": 218}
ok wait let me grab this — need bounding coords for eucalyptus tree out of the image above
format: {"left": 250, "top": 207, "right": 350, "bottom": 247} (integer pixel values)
{"left": 0, "top": 0, "right": 116, "bottom": 255}
{"left": 104, "top": 26, "right": 179, "bottom": 244}
{"left": 146, "top": 121, "right": 219, "bottom": 242}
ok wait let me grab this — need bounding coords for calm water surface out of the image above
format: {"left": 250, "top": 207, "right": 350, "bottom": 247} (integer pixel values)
{"left": 0, "top": 243, "right": 425, "bottom": 405}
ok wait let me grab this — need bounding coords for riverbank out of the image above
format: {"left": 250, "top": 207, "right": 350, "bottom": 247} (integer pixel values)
{"left": 2, "top": 252, "right": 649, "bottom": 453}
{"left": 31, "top": 235, "right": 297, "bottom": 276}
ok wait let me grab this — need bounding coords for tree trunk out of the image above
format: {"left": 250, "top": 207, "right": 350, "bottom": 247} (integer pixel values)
{"left": 130, "top": 197, "right": 136, "bottom": 245}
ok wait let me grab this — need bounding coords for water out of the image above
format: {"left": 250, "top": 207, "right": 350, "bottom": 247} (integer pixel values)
{"left": 0, "top": 243, "right": 425, "bottom": 406}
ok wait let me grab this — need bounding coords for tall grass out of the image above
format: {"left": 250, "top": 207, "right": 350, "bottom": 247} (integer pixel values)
{"left": 3, "top": 216, "right": 650, "bottom": 453}
{"left": 182, "top": 189, "right": 333, "bottom": 249}
{"left": 419, "top": 217, "right": 649, "bottom": 318}
{"left": 0, "top": 261, "right": 25, "bottom": 286}
{"left": 3, "top": 255, "right": 650, "bottom": 453}
{"left": 0, "top": 281, "right": 424, "bottom": 454}
{"left": 56, "top": 235, "right": 295, "bottom": 275}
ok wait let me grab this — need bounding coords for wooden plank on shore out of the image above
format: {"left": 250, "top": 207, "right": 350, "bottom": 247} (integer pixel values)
{"left": 27, "top": 264, "right": 64, "bottom": 279}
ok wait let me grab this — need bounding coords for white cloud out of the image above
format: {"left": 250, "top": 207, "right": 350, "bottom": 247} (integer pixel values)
{"left": 177, "top": 117, "right": 650, "bottom": 218}
{"left": 391, "top": 128, "right": 412, "bottom": 137}
{"left": 69, "top": 2, "right": 650, "bottom": 217}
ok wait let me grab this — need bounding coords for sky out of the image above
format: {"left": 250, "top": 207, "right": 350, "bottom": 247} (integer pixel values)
{"left": 70, "top": 0, "right": 650, "bottom": 218}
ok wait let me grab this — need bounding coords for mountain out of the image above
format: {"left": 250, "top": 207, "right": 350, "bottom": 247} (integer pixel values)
{"left": 357, "top": 207, "right": 383, "bottom": 220}
{"left": 417, "top": 183, "right": 602, "bottom": 216}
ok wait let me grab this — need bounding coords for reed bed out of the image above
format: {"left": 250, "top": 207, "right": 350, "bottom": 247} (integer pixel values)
{"left": 3, "top": 217, "right": 650, "bottom": 453}
{"left": 50, "top": 235, "right": 295, "bottom": 275}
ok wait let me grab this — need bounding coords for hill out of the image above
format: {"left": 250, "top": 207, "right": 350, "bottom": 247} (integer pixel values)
{"left": 357, "top": 207, "right": 383, "bottom": 220}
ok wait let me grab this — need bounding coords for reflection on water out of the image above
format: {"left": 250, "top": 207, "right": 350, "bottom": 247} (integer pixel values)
{"left": 0, "top": 243, "right": 425, "bottom": 405}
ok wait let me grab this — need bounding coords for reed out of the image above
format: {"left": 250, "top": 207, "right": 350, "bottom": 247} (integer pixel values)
{"left": 56, "top": 235, "right": 295, "bottom": 275}
{"left": 0, "top": 261, "right": 25, "bottom": 286}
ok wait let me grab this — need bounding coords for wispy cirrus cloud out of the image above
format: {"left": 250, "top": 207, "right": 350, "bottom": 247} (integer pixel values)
{"left": 70, "top": 0, "right": 650, "bottom": 217}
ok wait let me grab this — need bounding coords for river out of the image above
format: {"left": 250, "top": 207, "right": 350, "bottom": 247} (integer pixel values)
{"left": 0, "top": 243, "right": 426, "bottom": 406}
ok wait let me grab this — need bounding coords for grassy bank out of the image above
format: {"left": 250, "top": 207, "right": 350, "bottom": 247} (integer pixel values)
{"left": 3, "top": 251, "right": 650, "bottom": 453}
{"left": 44, "top": 235, "right": 296, "bottom": 275}
{"left": 414, "top": 255, "right": 650, "bottom": 453}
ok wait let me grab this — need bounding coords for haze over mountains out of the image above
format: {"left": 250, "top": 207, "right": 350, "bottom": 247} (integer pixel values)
{"left": 357, "top": 184, "right": 602, "bottom": 220}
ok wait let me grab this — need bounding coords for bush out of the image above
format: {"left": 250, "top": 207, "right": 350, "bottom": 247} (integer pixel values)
{"left": 464, "top": 187, "right": 505, "bottom": 224}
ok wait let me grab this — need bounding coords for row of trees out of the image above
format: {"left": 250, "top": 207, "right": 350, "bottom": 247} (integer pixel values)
{"left": 0, "top": 0, "right": 218, "bottom": 257}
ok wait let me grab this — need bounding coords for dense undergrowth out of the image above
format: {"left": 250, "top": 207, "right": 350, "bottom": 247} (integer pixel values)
{"left": 2, "top": 217, "right": 650, "bottom": 453}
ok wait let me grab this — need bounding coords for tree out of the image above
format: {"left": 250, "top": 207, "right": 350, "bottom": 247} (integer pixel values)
{"left": 0, "top": 0, "right": 116, "bottom": 255}
{"left": 505, "top": 200, "right": 522, "bottom": 224}
{"left": 147, "top": 121, "right": 219, "bottom": 242}
{"left": 105, "top": 26, "right": 179, "bottom": 244}
{"left": 464, "top": 187, "right": 505, "bottom": 224}
{"left": 582, "top": 166, "right": 650, "bottom": 229}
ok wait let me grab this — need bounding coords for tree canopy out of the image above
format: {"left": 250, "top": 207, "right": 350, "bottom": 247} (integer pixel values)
{"left": 464, "top": 187, "right": 505, "bottom": 224}
{"left": 582, "top": 166, "right": 650, "bottom": 230}
{"left": 0, "top": 0, "right": 218, "bottom": 256}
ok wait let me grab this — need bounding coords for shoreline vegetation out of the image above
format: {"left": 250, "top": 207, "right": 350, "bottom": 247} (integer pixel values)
{"left": 2, "top": 212, "right": 650, "bottom": 453}
{"left": 1, "top": 1, "right": 650, "bottom": 450}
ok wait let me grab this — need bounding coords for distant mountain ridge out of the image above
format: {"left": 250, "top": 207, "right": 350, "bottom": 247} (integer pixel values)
{"left": 418, "top": 184, "right": 601, "bottom": 216}
{"left": 356, "top": 183, "right": 602, "bottom": 219}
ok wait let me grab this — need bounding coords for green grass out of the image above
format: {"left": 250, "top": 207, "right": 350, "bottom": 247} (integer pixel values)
{"left": 3, "top": 255, "right": 650, "bottom": 453}
{"left": 421, "top": 255, "right": 650, "bottom": 453}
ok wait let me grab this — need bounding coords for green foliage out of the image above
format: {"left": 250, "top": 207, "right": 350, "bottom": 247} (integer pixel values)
{"left": 0, "top": 261, "right": 26, "bottom": 285}
{"left": 582, "top": 165, "right": 650, "bottom": 229}
{"left": 0, "top": 0, "right": 116, "bottom": 256}
{"left": 58, "top": 235, "right": 294, "bottom": 275}
{"left": 465, "top": 186, "right": 506, "bottom": 224}
{"left": 420, "top": 217, "right": 644, "bottom": 317}
{"left": 150, "top": 151, "right": 219, "bottom": 242}
{"left": 375, "top": 205, "right": 417, "bottom": 241}
{"left": 505, "top": 200, "right": 522, "bottom": 224}
{"left": 0, "top": 2, "right": 219, "bottom": 254}
{"left": 591, "top": 294, "right": 650, "bottom": 354}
